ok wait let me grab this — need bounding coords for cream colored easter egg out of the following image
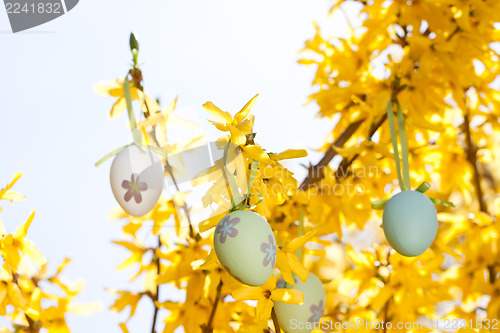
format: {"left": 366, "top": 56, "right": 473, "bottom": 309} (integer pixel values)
{"left": 110, "top": 145, "right": 164, "bottom": 217}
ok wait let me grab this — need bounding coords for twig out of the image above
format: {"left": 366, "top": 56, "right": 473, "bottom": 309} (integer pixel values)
{"left": 164, "top": 158, "right": 196, "bottom": 238}
{"left": 131, "top": 68, "right": 197, "bottom": 238}
{"left": 128, "top": 68, "right": 197, "bottom": 332}
{"left": 150, "top": 237, "right": 161, "bottom": 333}
{"left": 7, "top": 268, "right": 41, "bottom": 333}
{"left": 299, "top": 112, "right": 388, "bottom": 189}
{"left": 202, "top": 281, "right": 223, "bottom": 333}
{"left": 271, "top": 307, "right": 281, "bottom": 333}
{"left": 463, "top": 112, "right": 488, "bottom": 213}
{"left": 299, "top": 119, "right": 365, "bottom": 189}
{"left": 488, "top": 265, "right": 497, "bottom": 284}
{"left": 382, "top": 252, "right": 391, "bottom": 333}
{"left": 446, "top": 26, "right": 460, "bottom": 42}
{"left": 335, "top": 114, "right": 388, "bottom": 180}
{"left": 25, "top": 313, "right": 40, "bottom": 333}
{"left": 299, "top": 84, "right": 405, "bottom": 190}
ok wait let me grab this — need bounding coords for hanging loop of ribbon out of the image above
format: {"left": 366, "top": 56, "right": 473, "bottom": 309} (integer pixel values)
{"left": 224, "top": 142, "right": 243, "bottom": 211}
{"left": 371, "top": 98, "right": 454, "bottom": 209}
{"left": 396, "top": 100, "right": 411, "bottom": 191}
{"left": 95, "top": 75, "right": 168, "bottom": 166}
{"left": 123, "top": 77, "right": 142, "bottom": 147}
{"left": 244, "top": 160, "right": 264, "bottom": 209}
{"left": 223, "top": 148, "right": 265, "bottom": 212}
{"left": 386, "top": 98, "right": 411, "bottom": 191}
{"left": 372, "top": 181, "right": 454, "bottom": 209}
{"left": 415, "top": 181, "right": 455, "bottom": 207}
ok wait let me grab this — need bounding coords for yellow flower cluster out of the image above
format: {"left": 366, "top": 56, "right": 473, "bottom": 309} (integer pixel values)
{"left": 98, "top": 82, "right": 311, "bottom": 331}
{"left": 294, "top": 0, "right": 500, "bottom": 331}
{"left": 0, "top": 173, "right": 98, "bottom": 333}
{"left": 95, "top": 1, "right": 500, "bottom": 330}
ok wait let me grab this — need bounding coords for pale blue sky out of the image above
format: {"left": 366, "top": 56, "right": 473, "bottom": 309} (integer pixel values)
{"left": 1, "top": 1, "right": 351, "bottom": 331}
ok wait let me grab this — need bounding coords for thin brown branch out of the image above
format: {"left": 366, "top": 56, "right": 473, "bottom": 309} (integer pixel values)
{"left": 446, "top": 26, "right": 460, "bottom": 42}
{"left": 146, "top": 121, "right": 196, "bottom": 238}
{"left": 300, "top": 113, "right": 387, "bottom": 189}
{"left": 129, "top": 59, "right": 198, "bottom": 333}
{"left": 335, "top": 114, "right": 388, "bottom": 180}
{"left": 132, "top": 70, "right": 197, "bottom": 239}
{"left": 202, "top": 281, "right": 223, "bottom": 333}
{"left": 164, "top": 159, "right": 196, "bottom": 238}
{"left": 150, "top": 237, "right": 161, "bottom": 333}
{"left": 300, "top": 79, "right": 407, "bottom": 189}
{"left": 488, "top": 265, "right": 497, "bottom": 284}
{"left": 463, "top": 112, "right": 488, "bottom": 213}
{"left": 382, "top": 252, "right": 392, "bottom": 333}
{"left": 271, "top": 307, "right": 281, "bottom": 333}
{"left": 150, "top": 306, "right": 159, "bottom": 333}
{"left": 25, "top": 313, "right": 40, "bottom": 333}
{"left": 7, "top": 268, "right": 41, "bottom": 333}
{"left": 299, "top": 119, "right": 365, "bottom": 190}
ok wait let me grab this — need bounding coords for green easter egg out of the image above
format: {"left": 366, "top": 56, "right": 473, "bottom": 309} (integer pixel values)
{"left": 274, "top": 273, "right": 326, "bottom": 333}
{"left": 382, "top": 190, "right": 438, "bottom": 257}
{"left": 214, "top": 210, "right": 276, "bottom": 286}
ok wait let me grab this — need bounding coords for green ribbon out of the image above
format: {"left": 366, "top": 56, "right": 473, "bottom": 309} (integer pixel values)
{"left": 94, "top": 144, "right": 130, "bottom": 167}
{"left": 415, "top": 181, "right": 431, "bottom": 193}
{"left": 243, "top": 160, "right": 264, "bottom": 209}
{"left": 246, "top": 193, "right": 264, "bottom": 208}
{"left": 224, "top": 142, "right": 243, "bottom": 211}
{"left": 396, "top": 101, "right": 411, "bottom": 191}
{"left": 95, "top": 75, "right": 168, "bottom": 167}
{"left": 145, "top": 144, "right": 167, "bottom": 158}
{"left": 386, "top": 99, "right": 411, "bottom": 191}
{"left": 223, "top": 151, "right": 266, "bottom": 212}
{"left": 372, "top": 99, "right": 456, "bottom": 209}
{"left": 372, "top": 181, "right": 455, "bottom": 210}
{"left": 371, "top": 198, "right": 389, "bottom": 210}
{"left": 248, "top": 161, "right": 259, "bottom": 195}
{"left": 430, "top": 197, "right": 455, "bottom": 207}
{"left": 386, "top": 100, "right": 405, "bottom": 190}
{"left": 123, "top": 77, "right": 142, "bottom": 146}
{"left": 416, "top": 181, "right": 455, "bottom": 207}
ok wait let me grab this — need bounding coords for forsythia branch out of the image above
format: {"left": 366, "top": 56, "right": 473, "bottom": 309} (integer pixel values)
{"left": 271, "top": 307, "right": 281, "bottom": 333}
{"left": 151, "top": 238, "right": 161, "bottom": 333}
{"left": 335, "top": 114, "right": 387, "bottom": 180}
{"left": 202, "top": 281, "right": 223, "bottom": 333}
{"left": 463, "top": 112, "right": 488, "bottom": 213}
{"left": 299, "top": 119, "right": 365, "bottom": 189}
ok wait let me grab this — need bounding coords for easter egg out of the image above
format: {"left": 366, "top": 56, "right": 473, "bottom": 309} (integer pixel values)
{"left": 274, "top": 273, "right": 326, "bottom": 333}
{"left": 110, "top": 145, "right": 164, "bottom": 217}
{"left": 382, "top": 190, "right": 438, "bottom": 257}
{"left": 214, "top": 210, "right": 276, "bottom": 286}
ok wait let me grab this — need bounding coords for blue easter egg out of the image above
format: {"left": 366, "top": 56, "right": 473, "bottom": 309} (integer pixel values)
{"left": 382, "top": 190, "right": 438, "bottom": 257}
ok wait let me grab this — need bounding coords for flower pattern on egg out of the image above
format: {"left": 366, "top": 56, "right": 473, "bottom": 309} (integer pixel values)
{"left": 122, "top": 173, "right": 148, "bottom": 203}
{"left": 215, "top": 216, "right": 240, "bottom": 243}
{"left": 260, "top": 234, "right": 276, "bottom": 267}
{"left": 276, "top": 278, "right": 286, "bottom": 289}
{"left": 308, "top": 299, "right": 324, "bottom": 323}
